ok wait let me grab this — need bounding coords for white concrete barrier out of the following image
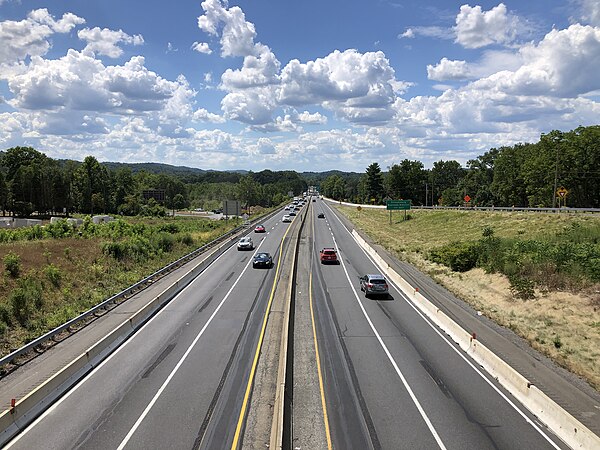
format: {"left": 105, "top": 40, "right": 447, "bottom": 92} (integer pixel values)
{"left": 351, "top": 229, "right": 600, "bottom": 450}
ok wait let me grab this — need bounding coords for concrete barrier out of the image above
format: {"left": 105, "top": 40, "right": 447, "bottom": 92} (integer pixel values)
{"left": 351, "top": 229, "right": 600, "bottom": 450}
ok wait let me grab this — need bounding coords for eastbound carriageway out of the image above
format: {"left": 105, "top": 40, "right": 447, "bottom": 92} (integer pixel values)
{"left": 1, "top": 199, "right": 599, "bottom": 449}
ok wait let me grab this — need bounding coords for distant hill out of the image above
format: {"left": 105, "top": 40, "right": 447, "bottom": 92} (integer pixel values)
{"left": 101, "top": 161, "right": 208, "bottom": 176}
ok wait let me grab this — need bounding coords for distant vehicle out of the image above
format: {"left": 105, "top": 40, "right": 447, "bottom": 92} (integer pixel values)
{"left": 237, "top": 236, "right": 254, "bottom": 250}
{"left": 319, "top": 248, "right": 338, "bottom": 264}
{"left": 212, "top": 208, "right": 223, "bottom": 214}
{"left": 284, "top": 206, "right": 290, "bottom": 210}
{"left": 254, "top": 224, "right": 266, "bottom": 233}
{"left": 317, "top": 212, "right": 325, "bottom": 218}
{"left": 282, "top": 215, "right": 292, "bottom": 222}
{"left": 253, "top": 252, "right": 273, "bottom": 268}
{"left": 359, "top": 274, "right": 389, "bottom": 298}
{"left": 312, "top": 198, "right": 316, "bottom": 202}
{"left": 289, "top": 211, "right": 297, "bottom": 216}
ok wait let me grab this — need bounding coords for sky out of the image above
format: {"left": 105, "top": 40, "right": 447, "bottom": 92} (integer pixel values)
{"left": 0, "top": 1, "right": 599, "bottom": 172}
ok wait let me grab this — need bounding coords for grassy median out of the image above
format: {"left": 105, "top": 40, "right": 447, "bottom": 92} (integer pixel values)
{"left": 336, "top": 206, "right": 600, "bottom": 391}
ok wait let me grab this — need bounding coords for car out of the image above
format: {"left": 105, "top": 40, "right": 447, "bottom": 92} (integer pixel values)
{"left": 312, "top": 198, "right": 316, "bottom": 202}
{"left": 284, "top": 206, "right": 290, "bottom": 210}
{"left": 237, "top": 236, "right": 254, "bottom": 250}
{"left": 282, "top": 214, "right": 292, "bottom": 222}
{"left": 254, "top": 224, "right": 266, "bottom": 233}
{"left": 289, "top": 211, "right": 296, "bottom": 216}
{"left": 317, "top": 212, "right": 325, "bottom": 218}
{"left": 253, "top": 252, "right": 273, "bottom": 268}
{"left": 319, "top": 248, "right": 338, "bottom": 264}
{"left": 359, "top": 274, "right": 389, "bottom": 298}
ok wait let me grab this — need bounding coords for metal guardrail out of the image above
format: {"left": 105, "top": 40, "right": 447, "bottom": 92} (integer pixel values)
{"left": 324, "top": 197, "right": 600, "bottom": 214}
{"left": 0, "top": 207, "right": 284, "bottom": 371}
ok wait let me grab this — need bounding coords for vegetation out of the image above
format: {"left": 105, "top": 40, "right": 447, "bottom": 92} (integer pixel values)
{"left": 0, "top": 215, "right": 243, "bottom": 356}
{"left": 319, "top": 125, "right": 600, "bottom": 208}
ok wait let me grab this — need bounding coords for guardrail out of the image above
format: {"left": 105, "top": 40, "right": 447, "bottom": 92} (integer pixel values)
{"left": 0, "top": 207, "right": 284, "bottom": 373}
{"left": 323, "top": 197, "right": 600, "bottom": 214}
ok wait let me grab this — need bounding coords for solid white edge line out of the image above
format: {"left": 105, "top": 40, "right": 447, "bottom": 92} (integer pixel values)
{"left": 322, "top": 214, "right": 447, "bottom": 449}
{"left": 116, "top": 238, "right": 267, "bottom": 450}
{"left": 323, "top": 201, "right": 562, "bottom": 450}
{"left": 5, "top": 229, "right": 265, "bottom": 449}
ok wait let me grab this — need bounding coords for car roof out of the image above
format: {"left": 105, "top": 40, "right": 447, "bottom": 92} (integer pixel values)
{"left": 255, "top": 252, "right": 270, "bottom": 257}
{"left": 365, "top": 274, "right": 385, "bottom": 280}
{"left": 240, "top": 236, "right": 252, "bottom": 241}
{"left": 321, "top": 247, "right": 336, "bottom": 251}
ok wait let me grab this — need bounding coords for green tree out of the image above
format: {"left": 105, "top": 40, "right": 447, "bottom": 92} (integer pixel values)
{"left": 364, "top": 162, "right": 384, "bottom": 203}
{"left": 385, "top": 160, "right": 427, "bottom": 204}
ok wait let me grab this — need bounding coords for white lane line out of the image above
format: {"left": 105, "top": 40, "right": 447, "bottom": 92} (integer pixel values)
{"left": 327, "top": 228, "right": 447, "bottom": 449}
{"left": 5, "top": 230, "right": 268, "bottom": 449}
{"left": 117, "top": 238, "right": 267, "bottom": 450}
{"left": 323, "top": 202, "right": 561, "bottom": 450}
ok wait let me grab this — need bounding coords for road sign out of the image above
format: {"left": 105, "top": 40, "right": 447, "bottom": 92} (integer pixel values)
{"left": 386, "top": 200, "right": 411, "bottom": 210}
{"left": 556, "top": 187, "right": 568, "bottom": 198}
{"left": 464, "top": 195, "right": 471, "bottom": 203}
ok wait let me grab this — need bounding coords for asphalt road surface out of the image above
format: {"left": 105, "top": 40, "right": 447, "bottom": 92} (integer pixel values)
{"left": 301, "top": 199, "right": 569, "bottom": 450}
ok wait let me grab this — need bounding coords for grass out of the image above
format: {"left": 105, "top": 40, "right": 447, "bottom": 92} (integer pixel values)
{"left": 336, "top": 206, "right": 600, "bottom": 391}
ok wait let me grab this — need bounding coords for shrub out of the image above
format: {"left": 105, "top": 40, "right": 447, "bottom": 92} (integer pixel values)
{"left": 10, "top": 277, "right": 44, "bottom": 327}
{"left": 178, "top": 233, "right": 194, "bottom": 246}
{"left": 508, "top": 274, "right": 535, "bottom": 300}
{"left": 152, "top": 232, "right": 175, "bottom": 253}
{"left": 429, "top": 241, "right": 480, "bottom": 272}
{"left": 44, "top": 264, "right": 62, "bottom": 288}
{"left": 102, "top": 241, "right": 129, "bottom": 260}
{"left": 0, "top": 303, "right": 12, "bottom": 326}
{"left": 4, "top": 251, "right": 21, "bottom": 277}
{"left": 159, "top": 223, "right": 180, "bottom": 234}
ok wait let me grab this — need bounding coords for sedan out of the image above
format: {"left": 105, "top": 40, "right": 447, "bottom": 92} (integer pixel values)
{"left": 282, "top": 215, "right": 292, "bottom": 222}
{"left": 289, "top": 211, "right": 297, "bottom": 216}
{"left": 237, "top": 236, "right": 254, "bottom": 251}
{"left": 253, "top": 252, "right": 273, "bottom": 268}
{"left": 317, "top": 212, "right": 325, "bottom": 218}
{"left": 254, "top": 224, "right": 266, "bottom": 233}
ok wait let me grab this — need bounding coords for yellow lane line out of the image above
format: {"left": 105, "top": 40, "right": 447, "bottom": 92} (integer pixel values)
{"left": 230, "top": 218, "right": 293, "bottom": 450}
{"left": 309, "top": 270, "right": 333, "bottom": 450}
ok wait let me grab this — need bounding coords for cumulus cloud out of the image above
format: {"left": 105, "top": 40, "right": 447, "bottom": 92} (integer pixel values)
{"left": 578, "top": 0, "right": 600, "bottom": 26}
{"left": 192, "top": 42, "right": 212, "bottom": 54}
{"left": 0, "top": 9, "right": 85, "bottom": 65}
{"left": 454, "top": 3, "right": 520, "bottom": 48}
{"left": 193, "top": 108, "right": 226, "bottom": 123}
{"left": 427, "top": 58, "right": 470, "bottom": 81}
{"left": 78, "top": 27, "right": 144, "bottom": 58}
{"left": 297, "top": 111, "right": 327, "bottom": 124}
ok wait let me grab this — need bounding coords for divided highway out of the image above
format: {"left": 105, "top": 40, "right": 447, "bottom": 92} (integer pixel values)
{"left": 3, "top": 198, "right": 591, "bottom": 449}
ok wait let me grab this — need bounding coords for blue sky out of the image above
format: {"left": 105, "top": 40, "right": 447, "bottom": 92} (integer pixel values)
{"left": 1, "top": 0, "right": 599, "bottom": 172}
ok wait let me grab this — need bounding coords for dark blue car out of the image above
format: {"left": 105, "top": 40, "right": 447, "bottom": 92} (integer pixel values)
{"left": 253, "top": 252, "right": 273, "bottom": 268}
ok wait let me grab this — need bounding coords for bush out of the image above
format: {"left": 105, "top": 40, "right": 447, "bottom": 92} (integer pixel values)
{"left": 508, "top": 274, "right": 535, "bottom": 300}
{"left": 159, "top": 223, "right": 180, "bottom": 234}
{"left": 429, "top": 241, "right": 480, "bottom": 272}
{"left": 0, "top": 303, "right": 12, "bottom": 326}
{"left": 44, "top": 264, "right": 62, "bottom": 288}
{"left": 152, "top": 232, "right": 175, "bottom": 253}
{"left": 10, "top": 277, "right": 44, "bottom": 327}
{"left": 4, "top": 251, "right": 21, "bottom": 277}
{"left": 178, "top": 233, "right": 194, "bottom": 246}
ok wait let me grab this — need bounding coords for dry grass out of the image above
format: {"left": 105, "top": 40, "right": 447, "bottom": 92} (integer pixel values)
{"left": 336, "top": 206, "right": 600, "bottom": 390}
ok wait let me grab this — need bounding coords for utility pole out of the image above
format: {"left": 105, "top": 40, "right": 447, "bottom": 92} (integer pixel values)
{"left": 552, "top": 145, "right": 559, "bottom": 208}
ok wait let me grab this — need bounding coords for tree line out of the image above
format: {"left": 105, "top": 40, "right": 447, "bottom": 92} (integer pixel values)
{"left": 319, "top": 126, "right": 600, "bottom": 208}
{"left": 0, "top": 147, "right": 307, "bottom": 217}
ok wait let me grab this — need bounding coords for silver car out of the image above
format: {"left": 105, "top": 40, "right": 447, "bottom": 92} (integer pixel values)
{"left": 237, "top": 236, "right": 254, "bottom": 250}
{"left": 359, "top": 274, "right": 389, "bottom": 298}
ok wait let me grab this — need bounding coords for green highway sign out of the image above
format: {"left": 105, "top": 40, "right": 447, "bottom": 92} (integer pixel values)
{"left": 386, "top": 200, "right": 411, "bottom": 210}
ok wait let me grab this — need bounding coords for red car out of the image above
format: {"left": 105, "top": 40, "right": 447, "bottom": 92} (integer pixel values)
{"left": 254, "top": 224, "right": 266, "bottom": 233}
{"left": 319, "top": 248, "right": 338, "bottom": 264}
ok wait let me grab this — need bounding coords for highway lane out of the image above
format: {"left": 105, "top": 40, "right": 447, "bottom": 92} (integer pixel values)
{"left": 308, "top": 198, "right": 569, "bottom": 449}
{"left": 5, "top": 209, "right": 299, "bottom": 450}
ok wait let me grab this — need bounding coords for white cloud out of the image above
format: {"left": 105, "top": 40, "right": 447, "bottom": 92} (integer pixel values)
{"left": 221, "top": 44, "right": 280, "bottom": 89}
{"left": 398, "top": 26, "right": 451, "bottom": 40}
{"left": 78, "top": 27, "right": 143, "bottom": 58}
{"left": 578, "top": 0, "right": 600, "bottom": 26}
{"left": 198, "top": 0, "right": 257, "bottom": 57}
{"left": 193, "top": 108, "right": 226, "bottom": 123}
{"left": 427, "top": 58, "right": 470, "bottom": 81}
{"left": 192, "top": 41, "right": 212, "bottom": 54}
{"left": 454, "top": 3, "right": 520, "bottom": 49}
{"left": 0, "top": 9, "right": 85, "bottom": 65}
{"left": 297, "top": 111, "right": 327, "bottom": 124}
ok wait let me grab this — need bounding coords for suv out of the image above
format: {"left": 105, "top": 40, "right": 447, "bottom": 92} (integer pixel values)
{"left": 237, "top": 236, "right": 254, "bottom": 250}
{"left": 359, "top": 274, "right": 389, "bottom": 298}
{"left": 319, "top": 248, "right": 338, "bottom": 264}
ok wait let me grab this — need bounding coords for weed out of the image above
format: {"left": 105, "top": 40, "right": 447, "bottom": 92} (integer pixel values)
{"left": 508, "top": 274, "right": 535, "bottom": 300}
{"left": 44, "top": 264, "right": 62, "bottom": 288}
{"left": 10, "top": 276, "right": 44, "bottom": 327}
{"left": 553, "top": 335, "right": 563, "bottom": 349}
{"left": 4, "top": 251, "right": 21, "bottom": 277}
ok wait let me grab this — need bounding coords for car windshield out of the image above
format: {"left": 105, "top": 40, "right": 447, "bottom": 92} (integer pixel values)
{"left": 370, "top": 279, "right": 386, "bottom": 284}
{"left": 256, "top": 253, "right": 268, "bottom": 258}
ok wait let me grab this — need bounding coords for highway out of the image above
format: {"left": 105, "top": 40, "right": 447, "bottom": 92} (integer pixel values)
{"left": 2, "top": 198, "right": 584, "bottom": 449}
{"left": 5, "top": 210, "right": 297, "bottom": 449}
{"left": 293, "top": 199, "right": 569, "bottom": 449}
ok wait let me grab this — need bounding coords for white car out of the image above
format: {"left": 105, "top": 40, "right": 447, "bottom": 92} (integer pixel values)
{"left": 282, "top": 214, "right": 292, "bottom": 223}
{"left": 237, "top": 236, "right": 254, "bottom": 250}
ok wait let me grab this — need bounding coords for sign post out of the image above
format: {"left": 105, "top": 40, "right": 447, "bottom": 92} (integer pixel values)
{"left": 386, "top": 200, "right": 411, "bottom": 223}
{"left": 556, "top": 187, "right": 568, "bottom": 209}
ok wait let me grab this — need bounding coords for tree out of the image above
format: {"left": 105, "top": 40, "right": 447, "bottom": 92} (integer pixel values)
{"left": 364, "top": 162, "right": 384, "bottom": 203}
{"left": 385, "top": 160, "right": 427, "bottom": 204}
{"left": 72, "top": 156, "right": 110, "bottom": 214}
{"left": 429, "top": 160, "right": 464, "bottom": 204}
{"left": 0, "top": 172, "right": 7, "bottom": 215}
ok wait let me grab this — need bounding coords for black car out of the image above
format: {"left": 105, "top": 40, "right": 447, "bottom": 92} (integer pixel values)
{"left": 253, "top": 252, "right": 273, "bottom": 268}
{"left": 289, "top": 211, "right": 297, "bottom": 216}
{"left": 317, "top": 212, "right": 325, "bottom": 218}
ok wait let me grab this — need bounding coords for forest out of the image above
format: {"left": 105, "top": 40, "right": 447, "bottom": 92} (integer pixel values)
{"left": 1, "top": 125, "right": 599, "bottom": 217}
